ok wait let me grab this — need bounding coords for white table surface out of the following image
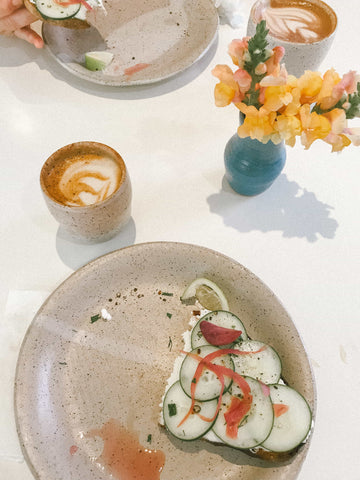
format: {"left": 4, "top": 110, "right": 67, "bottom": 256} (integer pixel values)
{"left": 1, "top": 0, "right": 359, "bottom": 478}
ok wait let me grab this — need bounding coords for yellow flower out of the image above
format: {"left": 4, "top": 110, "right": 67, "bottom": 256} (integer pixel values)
{"left": 237, "top": 104, "right": 276, "bottom": 142}
{"left": 262, "top": 83, "right": 293, "bottom": 113}
{"left": 282, "top": 86, "right": 301, "bottom": 116}
{"left": 298, "top": 71, "right": 323, "bottom": 104}
{"left": 299, "top": 104, "right": 332, "bottom": 149}
{"left": 275, "top": 114, "right": 302, "bottom": 147}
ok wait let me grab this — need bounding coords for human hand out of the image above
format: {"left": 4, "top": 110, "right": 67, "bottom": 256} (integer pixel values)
{"left": 0, "top": 0, "right": 44, "bottom": 48}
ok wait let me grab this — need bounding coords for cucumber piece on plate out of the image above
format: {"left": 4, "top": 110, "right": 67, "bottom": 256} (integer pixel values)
{"left": 163, "top": 381, "right": 218, "bottom": 441}
{"left": 232, "top": 340, "right": 282, "bottom": 384}
{"left": 261, "top": 384, "right": 312, "bottom": 452}
{"left": 35, "top": 0, "right": 81, "bottom": 20}
{"left": 180, "top": 345, "right": 234, "bottom": 401}
{"left": 191, "top": 310, "right": 248, "bottom": 349}
{"left": 85, "top": 51, "right": 114, "bottom": 71}
{"left": 212, "top": 377, "right": 274, "bottom": 449}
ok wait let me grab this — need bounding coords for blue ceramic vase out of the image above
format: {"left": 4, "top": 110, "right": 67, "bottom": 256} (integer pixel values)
{"left": 224, "top": 117, "right": 286, "bottom": 196}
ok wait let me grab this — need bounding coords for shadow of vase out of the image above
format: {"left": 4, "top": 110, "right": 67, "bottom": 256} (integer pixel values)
{"left": 207, "top": 174, "right": 338, "bottom": 242}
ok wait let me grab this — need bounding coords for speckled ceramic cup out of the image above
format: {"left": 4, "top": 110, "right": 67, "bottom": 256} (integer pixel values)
{"left": 247, "top": 0, "right": 337, "bottom": 77}
{"left": 40, "top": 141, "right": 132, "bottom": 243}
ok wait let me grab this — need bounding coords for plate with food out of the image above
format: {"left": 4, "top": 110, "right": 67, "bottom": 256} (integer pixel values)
{"left": 35, "top": 0, "right": 219, "bottom": 86}
{"left": 15, "top": 242, "right": 315, "bottom": 480}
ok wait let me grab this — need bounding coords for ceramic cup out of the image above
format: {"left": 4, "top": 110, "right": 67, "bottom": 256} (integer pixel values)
{"left": 40, "top": 141, "right": 132, "bottom": 243}
{"left": 247, "top": 0, "right": 337, "bottom": 77}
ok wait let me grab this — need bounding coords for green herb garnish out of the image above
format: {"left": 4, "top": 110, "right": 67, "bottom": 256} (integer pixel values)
{"left": 168, "top": 403, "right": 177, "bottom": 417}
{"left": 91, "top": 313, "right": 101, "bottom": 323}
{"left": 166, "top": 312, "right": 173, "bottom": 319}
{"left": 147, "top": 434, "right": 152, "bottom": 443}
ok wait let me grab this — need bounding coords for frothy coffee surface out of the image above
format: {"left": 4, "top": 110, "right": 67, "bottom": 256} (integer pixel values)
{"left": 45, "top": 154, "right": 121, "bottom": 207}
{"left": 258, "top": 0, "right": 335, "bottom": 43}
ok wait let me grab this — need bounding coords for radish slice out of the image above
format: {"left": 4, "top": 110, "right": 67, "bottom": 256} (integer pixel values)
{"left": 200, "top": 320, "right": 242, "bottom": 346}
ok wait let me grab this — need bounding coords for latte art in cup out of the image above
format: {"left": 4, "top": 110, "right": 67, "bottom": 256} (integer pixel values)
{"left": 253, "top": 0, "right": 336, "bottom": 44}
{"left": 45, "top": 154, "right": 122, "bottom": 207}
{"left": 40, "top": 142, "right": 132, "bottom": 242}
{"left": 247, "top": 0, "right": 337, "bottom": 77}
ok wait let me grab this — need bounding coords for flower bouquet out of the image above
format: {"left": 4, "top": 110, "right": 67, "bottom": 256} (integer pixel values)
{"left": 212, "top": 20, "right": 360, "bottom": 152}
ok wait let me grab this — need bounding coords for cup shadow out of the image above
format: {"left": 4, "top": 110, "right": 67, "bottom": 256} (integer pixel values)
{"left": 207, "top": 175, "right": 338, "bottom": 242}
{"left": 55, "top": 217, "right": 136, "bottom": 270}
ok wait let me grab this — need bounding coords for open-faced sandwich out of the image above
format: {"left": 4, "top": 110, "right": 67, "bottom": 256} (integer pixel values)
{"left": 24, "top": 0, "right": 99, "bottom": 29}
{"left": 160, "top": 278, "right": 313, "bottom": 462}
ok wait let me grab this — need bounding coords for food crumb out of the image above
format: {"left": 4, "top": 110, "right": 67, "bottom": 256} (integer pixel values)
{"left": 101, "top": 308, "right": 112, "bottom": 321}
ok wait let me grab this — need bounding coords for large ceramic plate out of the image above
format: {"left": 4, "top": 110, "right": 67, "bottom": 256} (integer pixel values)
{"left": 42, "top": 0, "right": 218, "bottom": 86}
{"left": 15, "top": 242, "right": 315, "bottom": 480}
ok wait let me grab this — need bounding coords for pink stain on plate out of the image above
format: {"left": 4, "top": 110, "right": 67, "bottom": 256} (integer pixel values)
{"left": 124, "top": 63, "right": 150, "bottom": 77}
{"left": 69, "top": 445, "right": 78, "bottom": 455}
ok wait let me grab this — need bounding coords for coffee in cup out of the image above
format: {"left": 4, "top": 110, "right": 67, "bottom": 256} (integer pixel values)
{"left": 40, "top": 142, "right": 132, "bottom": 242}
{"left": 247, "top": 0, "right": 337, "bottom": 77}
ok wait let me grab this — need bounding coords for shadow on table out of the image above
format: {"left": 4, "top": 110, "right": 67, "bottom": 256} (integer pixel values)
{"left": 207, "top": 175, "right": 338, "bottom": 242}
{"left": 0, "top": 32, "right": 218, "bottom": 100}
{"left": 55, "top": 217, "right": 136, "bottom": 270}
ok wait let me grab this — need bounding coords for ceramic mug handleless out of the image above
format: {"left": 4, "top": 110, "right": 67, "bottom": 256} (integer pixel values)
{"left": 40, "top": 141, "right": 132, "bottom": 243}
{"left": 247, "top": 0, "right": 338, "bottom": 77}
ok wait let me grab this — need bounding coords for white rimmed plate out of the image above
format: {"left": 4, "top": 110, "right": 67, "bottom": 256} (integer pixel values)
{"left": 15, "top": 242, "right": 315, "bottom": 480}
{"left": 42, "top": 0, "right": 218, "bottom": 86}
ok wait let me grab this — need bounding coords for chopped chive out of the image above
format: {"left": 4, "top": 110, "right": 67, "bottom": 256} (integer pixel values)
{"left": 58, "top": 362, "right": 67, "bottom": 365}
{"left": 166, "top": 312, "right": 172, "bottom": 319}
{"left": 161, "top": 292, "right": 173, "bottom": 296}
{"left": 147, "top": 434, "right": 152, "bottom": 443}
{"left": 168, "top": 336, "right": 173, "bottom": 351}
{"left": 168, "top": 403, "right": 177, "bottom": 417}
{"left": 91, "top": 314, "right": 101, "bottom": 323}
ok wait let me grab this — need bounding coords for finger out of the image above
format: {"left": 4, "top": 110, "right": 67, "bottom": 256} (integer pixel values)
{"left": 0, "top": 7, "right": 37, "bottom": 34}
{"left": 13, "top": 25, "right": 44, "bottom": 48}
{"left": 0, "top": 0, "right": 23, "bottom": 18}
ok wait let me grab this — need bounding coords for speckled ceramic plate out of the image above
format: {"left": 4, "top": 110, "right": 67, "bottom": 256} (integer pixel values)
{"left": 42, "top": 0, "right": 218, "bottom": 86}
{"left": 15, "top": 242, "right": 315, "bottom": 480}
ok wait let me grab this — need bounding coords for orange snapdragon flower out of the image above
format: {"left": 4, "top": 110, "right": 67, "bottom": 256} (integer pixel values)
{"left": 237, "top": 104, "right": 277, "bottom": 143}
{"left": 275, "top": 114, "right": 302, "bottom": 147}
{"left": 299, "top": 104, "right": 332, "bottom": 149}
{"left": 317, "top": 70, "right": 359, "bottom": 111}
{"left": 212, "top": 65, "right": 252, "bottom": 106}
{"left": 322, "top": 108, "right": 352, "bottom": 152}
{"left": 228, "top": 37, "right": 250, "bottom": 68}
{"left": 265, "top": 46, "right": 285, "bottom": 76}
{"left": 314, "top": 68, "right": 357, "bottom": 110}
{"left": 298, "top": 71, "right": 323, "bottom": 104}
{"left": 261, "top": 82, "right": 293, "bottom": 112}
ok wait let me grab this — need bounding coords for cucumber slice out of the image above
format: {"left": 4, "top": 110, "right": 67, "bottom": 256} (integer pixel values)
{"left": 232, "top": 340, "right": 282, "bottom": 384}
{"left": 191, "top": 310, "right": 248, "bottom": 349}
{"left": 180, "top": 345, "right": 234, "bottom": 401}
{"left": 35, "top": 0, "right": 81, "bottom": 20}
{"left": 261, "top": 384, "right": 312, "bottom": 452}
{"left": 163, "top": 381, "right": 218, "bottom": 441}
{"left": 85, "top": 51, "right": 114, "bottom": 72}
{"left": 212, "top": 377, "right": 274, "bottom": 449}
